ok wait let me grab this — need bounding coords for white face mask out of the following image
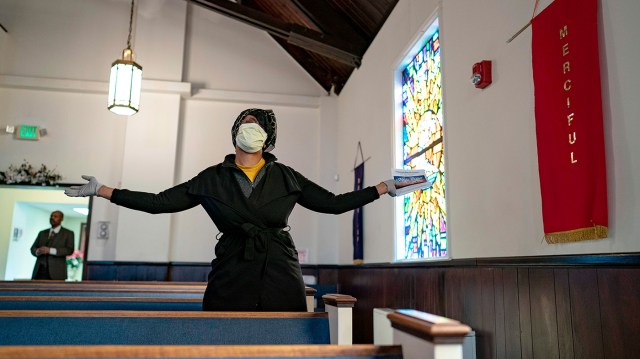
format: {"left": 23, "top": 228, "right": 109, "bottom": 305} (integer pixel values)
{"left": 235, "top": 123, "right": 268, "bottom": 153}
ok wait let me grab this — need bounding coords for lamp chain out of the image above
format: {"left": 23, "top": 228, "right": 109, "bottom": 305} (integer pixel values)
{"left": 127, "top": 0, "right": 135, "bottom": 49}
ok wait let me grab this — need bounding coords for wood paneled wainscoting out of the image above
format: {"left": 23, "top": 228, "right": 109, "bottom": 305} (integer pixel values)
{"left": 302, "top": 255, "right": 640, "bottom": 359}
{"left": 86, "top": 254, "right": 640, "bottom": 359}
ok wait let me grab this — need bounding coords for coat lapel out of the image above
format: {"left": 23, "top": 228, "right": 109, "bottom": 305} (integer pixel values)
{"left": 187, "top": 154, "right": 301, "bottom": 225}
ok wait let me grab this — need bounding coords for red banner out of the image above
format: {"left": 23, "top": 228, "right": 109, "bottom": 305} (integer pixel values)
{"left": 532, "top": 0, "right": 608, "bottom": 243}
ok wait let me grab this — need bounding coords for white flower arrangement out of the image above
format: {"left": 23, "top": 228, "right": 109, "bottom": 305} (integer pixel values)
{"left": 0, "top": 160, "right": 62, "bottom": 185}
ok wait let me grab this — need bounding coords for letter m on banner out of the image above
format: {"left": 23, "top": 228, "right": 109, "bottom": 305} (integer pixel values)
{"left": 532, "top": 0, "right": 608, "bottom": 243}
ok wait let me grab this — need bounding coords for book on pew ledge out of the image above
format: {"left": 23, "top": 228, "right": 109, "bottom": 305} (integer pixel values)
{"left": 391, "top": 169, "right": 434, "bottom": 196}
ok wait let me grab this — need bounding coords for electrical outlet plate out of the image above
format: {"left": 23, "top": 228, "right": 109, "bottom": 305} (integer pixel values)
{"left": 97, "top": 221, "right": 110, "bottom": 239}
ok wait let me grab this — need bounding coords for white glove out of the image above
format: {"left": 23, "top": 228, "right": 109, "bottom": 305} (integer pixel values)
{"left": 383, "top": 179, "right": 398, "bottom": 197}
{"left": 65, "top": 175, "right": 103, "bottom": 197}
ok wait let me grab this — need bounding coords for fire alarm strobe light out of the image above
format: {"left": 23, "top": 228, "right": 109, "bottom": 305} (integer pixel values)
{"left": 471, "top": 60, "right": 492, "bottom": 89}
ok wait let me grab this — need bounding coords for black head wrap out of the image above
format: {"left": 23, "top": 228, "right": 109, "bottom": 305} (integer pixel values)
{"left": 231, "top": 108, "right": 277, "bottom": 152}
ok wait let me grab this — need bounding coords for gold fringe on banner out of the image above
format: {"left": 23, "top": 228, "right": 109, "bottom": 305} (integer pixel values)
{"left": 353, "top": 259, "right": 364, "bottom": 265}
{"left": 545, "top": 225, "right": 608, "bottom": 244}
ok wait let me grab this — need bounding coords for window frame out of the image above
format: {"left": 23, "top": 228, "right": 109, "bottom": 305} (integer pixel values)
{"left": 391, "top": 9, "right": 451, "bottom": 262}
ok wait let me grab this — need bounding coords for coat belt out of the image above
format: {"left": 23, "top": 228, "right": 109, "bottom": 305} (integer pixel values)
{"left": 235, "top": 223, "right": 285, "bottom": 261}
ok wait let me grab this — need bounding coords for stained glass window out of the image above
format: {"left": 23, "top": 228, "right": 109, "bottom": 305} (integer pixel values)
{"left": 396, "top": 28, "right": 447, "bottom": 260}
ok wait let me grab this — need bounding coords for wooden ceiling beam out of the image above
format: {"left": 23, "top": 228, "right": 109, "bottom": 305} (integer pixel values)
{"left": 191, "top": 0, "right": 361, "bottom": 67}
{"left": 291, "top": 0, "right": 368, "bottom": 53}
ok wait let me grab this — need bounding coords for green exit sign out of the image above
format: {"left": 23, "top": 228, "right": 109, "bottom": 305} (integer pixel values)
{"left": 15, "top": 125, "right": 40, "bottom": 140}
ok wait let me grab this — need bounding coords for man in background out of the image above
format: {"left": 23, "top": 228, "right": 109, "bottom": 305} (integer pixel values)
{"left": 30, "top": 210, "right": 74, "bottom": 280}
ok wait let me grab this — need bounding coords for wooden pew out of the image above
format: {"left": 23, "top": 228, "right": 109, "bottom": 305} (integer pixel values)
{"left": 0, "top": 289, "right": 314, "bottom": 312}
{"left": 0, "top": 309, "right": 471, "bottom": 359}
{"left": 0, "top": 282, "right": 317, "bottom": 312}
{"left": 0, "top": 295, "right": 356, "bottom": 345}
{"left": 0, "top": 283, "right": 202, "bottom": 291}
{"left": 0, "top": 280, "right": 206, "bottom": 287}
{"left": 1, "top": 280, "right": 206, "bottom": 285}
{"left": 0, "top": 296, "right": 203, "bottom": 311}
{"left": 0, "top": 281, "right": 205, "bottom": 298}
{"left": 0, "top": 310, "right": 331, "bottom": 345}
{"left": 0, "top": 290, "right": 203, "bottom": 298}
{"left": 0, "top": 344, "right": 404, "bottom": 359}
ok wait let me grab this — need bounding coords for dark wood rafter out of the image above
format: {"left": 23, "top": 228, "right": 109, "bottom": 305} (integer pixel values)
{"left": 275, "top": 39, "right": 336, "bottom": 93}
{"left": 191, "top": 0, "right": 361, "bottom": 67}
{"left": 189, "top": 0, "right": 398, "bottom": 95}
{"left": 331, "top": 0, "right": 397, "bottom": 38}
{"left": 290, "top": 0, "right": 368, "bottom": 53}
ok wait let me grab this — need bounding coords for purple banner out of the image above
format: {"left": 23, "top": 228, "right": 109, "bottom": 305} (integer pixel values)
{"left": 353, "top": 162, "right": 364, "bottom": 263}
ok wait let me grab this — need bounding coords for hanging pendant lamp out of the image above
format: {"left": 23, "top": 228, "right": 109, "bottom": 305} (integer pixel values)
{"left": 108, "top": 0, "right": 142, "bottom": 116}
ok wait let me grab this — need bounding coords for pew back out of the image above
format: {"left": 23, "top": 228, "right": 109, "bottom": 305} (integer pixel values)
{"left": 0, "top": 281, "right": 206, "bottom": 289}
{"left": 0, "top": 310, "right": 330, "bottom": 346}
{"left": 0, "top": 282, "right": 317, "bottom": 312}
{"left": 0, "top": 296, "right": 202, "bottom": 311}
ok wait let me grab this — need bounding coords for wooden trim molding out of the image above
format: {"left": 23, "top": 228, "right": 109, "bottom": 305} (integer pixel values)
{"left": 474, "top": 253, "right": 640, "bottom": 267}
{"left": 302, "top": 252, "right": 640, "bottom": 269}
{"left": 86, "top": 252, "right": 640, "bottom": 276}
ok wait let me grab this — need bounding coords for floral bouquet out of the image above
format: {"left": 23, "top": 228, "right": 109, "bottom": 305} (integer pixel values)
{"left": 66, "top": 250, "right": 84, "bottom": 269}
{"left": 0, "top": 160, "right": 62, "bottom": 185}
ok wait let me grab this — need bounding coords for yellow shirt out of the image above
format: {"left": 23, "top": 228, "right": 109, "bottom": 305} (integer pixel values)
{"left": 236, "top": 158, "right": 266, "bottom": 183}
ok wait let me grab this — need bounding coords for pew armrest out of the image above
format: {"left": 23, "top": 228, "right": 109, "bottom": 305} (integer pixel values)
{"left": 387, "top": 309, "right": 471, "bottom": 359}
{"left": 305, "top": 286, "right": 317, "bottom": 312}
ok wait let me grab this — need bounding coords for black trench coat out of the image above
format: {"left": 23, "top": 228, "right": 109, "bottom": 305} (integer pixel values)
{"left": 111, "top": 153, "right": 379, "bottom": 311}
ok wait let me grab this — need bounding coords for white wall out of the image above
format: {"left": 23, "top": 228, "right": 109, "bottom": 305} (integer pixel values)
{"left": 184, "top": 5, "right": 322, "bottom": 96}
{"left": 5, "top": 203, "right": 45, "bottom": 280}
{"left": 332, "top": 0, "right": 640, "bottom": 263}
{"left": 0, "top": 0, "right": 127, "bottom": 80}
{"left": 1, "top": 0, "right": 638, "bottom": 266}
{"left": 0, "top": 0, "right": 327, "bottom": 264}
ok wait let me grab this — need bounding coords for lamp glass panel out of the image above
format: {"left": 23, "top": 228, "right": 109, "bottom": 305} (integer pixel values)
{"left": 108, "top": 62, "right": 142, "bottom": 115}
{"left": 115, "top": 63, "right": 134, "bottom": 106}
{"left": 108, "top": 66, "right": 118, "bottom": 105}
{"left": 130, "top": 66, "right": 142, "bottom": 109}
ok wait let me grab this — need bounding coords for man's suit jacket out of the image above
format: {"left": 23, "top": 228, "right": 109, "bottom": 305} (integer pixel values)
{"left": 30, "top": 227, "right": 75, "bottom": 280}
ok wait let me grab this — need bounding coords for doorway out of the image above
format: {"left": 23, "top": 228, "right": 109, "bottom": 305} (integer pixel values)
{"left": 0, "top": 185, "right": 91, "bottom": 281}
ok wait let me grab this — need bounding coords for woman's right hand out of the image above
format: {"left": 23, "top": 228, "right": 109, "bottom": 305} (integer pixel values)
{"left": 65, "top": 175, "right": 103, "bottom": 197}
